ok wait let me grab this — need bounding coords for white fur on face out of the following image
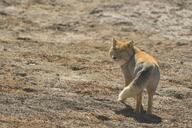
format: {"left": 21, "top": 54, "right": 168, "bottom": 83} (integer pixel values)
{"left": 109, "top": 47, "right": 130, "bottom": 65}
{"left": 114, "top": 59, "right": 127, "bottom": 66}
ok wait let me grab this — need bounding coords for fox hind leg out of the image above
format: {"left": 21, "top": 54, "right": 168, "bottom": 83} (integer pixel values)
{"left": 118, "top": 85, "right": 142, "bottom": 102}
{"left": 135, "top": 91, "right": 142, "bottom": 113}
{"left": 147, "top": 89, "right": 154, "bottom": 115}
{"left": 146, "top": 74, "right": 160, "bottom": 114}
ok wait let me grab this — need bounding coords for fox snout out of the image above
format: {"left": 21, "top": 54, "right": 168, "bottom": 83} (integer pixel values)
{"left": 109, "top": 49, "right": 118, "bottom": 60}
{"left": 112, "top": 55, "right": 117, "bottom": 60}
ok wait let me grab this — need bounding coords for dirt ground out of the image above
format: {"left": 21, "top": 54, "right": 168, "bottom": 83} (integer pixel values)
{"left": 0, "top": 0, "right": 192, "bottom": 128}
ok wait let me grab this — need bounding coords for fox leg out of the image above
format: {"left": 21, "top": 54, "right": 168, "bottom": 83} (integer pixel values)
{"left": 125, "top": 78, "right": 132, "bottom": 87}
{"left": 118, "top": 85, "right": 142, "bottom": 102}
{"left": 135, "top": 91, "right": 142, "bottom": 113}
{"left": 147, "top": 90, "right": 153, "bottom": 115}
{"left": 147, "top": 78, "right": 159, "bottom": 115}
{"left": 146, "top": 66, "right": 160, "bottom": 115}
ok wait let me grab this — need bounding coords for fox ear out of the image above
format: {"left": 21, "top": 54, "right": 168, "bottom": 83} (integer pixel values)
{"left": 129, "top": 40, "right": 134, "bottom": 47}
{"left": 112, "top": 38, "right": 117, "bottom": 48}
{"left": 126, "top": 40, "right": 134, "bottom": 48}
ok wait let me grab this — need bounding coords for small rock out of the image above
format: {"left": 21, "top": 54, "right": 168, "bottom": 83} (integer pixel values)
{"left": 95, "top": 115, "right": 110, "bottom": 121}
{"left": 156, "top": 42, "right": 162, "bottom": 45}
{"left": 26, "top": 61, "right": 38, "bottom": 65}
{"left": 176, "top": 42, "right": 188, "bottom": 46}
{"left": 114, "top": 21, "right": 133, "bottom": 26}
{"left": 70, "top": 65, "right": 86, "bottom": 71}
{"left": 16, "top": 72, "right": 27, "bottom": 77}
{"left": 89, "top": 9, "right": 103, "bottom": 15}
{"left": 174, "top": 93, "right": 184, "bottom": 99}
{"left": 89, "top": 24, "right": 95, "bottom": 28}
{"left": 23, "top": 88, "right": 36, "bottom": 93}
{"left": 17, "top": 37, "right": 31, "bottom": 41}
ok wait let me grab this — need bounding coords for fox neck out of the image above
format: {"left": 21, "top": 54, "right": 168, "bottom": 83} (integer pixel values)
{"left": 120, "top": 53, "right": 136, "bottom": 79}
{"left": 119, "top": 46, "right": 136, "bottom": 66}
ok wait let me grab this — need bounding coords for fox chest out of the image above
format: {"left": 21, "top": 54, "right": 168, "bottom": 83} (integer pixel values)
{"left": 121, "top": 66, "right": 135, "bottom": 81}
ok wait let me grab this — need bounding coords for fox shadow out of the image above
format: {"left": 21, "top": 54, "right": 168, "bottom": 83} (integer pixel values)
{"left": 115, "top": 104, "right": 162, "bottom": 124}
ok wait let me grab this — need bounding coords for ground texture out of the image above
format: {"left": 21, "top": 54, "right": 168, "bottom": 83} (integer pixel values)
{"left": 0, "top": 0, "right": 192, "bottom": 128}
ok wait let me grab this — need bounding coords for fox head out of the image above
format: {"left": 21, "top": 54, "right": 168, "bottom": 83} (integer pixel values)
{"left": 109, "top": 38, "right": 135, "bottom": 65}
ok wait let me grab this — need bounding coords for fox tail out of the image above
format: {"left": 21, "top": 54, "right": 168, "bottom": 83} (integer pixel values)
{"left": 118, "top": 66, "right": 153, "bottom": 102}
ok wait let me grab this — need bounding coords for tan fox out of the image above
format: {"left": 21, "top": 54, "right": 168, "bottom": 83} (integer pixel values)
{"left": 109, "top": 39, "right": 160, "bottom": 114}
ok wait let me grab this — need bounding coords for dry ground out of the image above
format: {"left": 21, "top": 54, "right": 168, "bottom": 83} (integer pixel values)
{"left": 0, "top": 0, "right": 192, "bottom": 128}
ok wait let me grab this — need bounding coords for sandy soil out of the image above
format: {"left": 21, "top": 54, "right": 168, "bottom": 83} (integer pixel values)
{"left": 0, "top": 0, "right": 192, "bottom": 127}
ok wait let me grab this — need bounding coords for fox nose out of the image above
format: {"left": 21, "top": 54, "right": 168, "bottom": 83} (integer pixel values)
{"left": 112, "top": 56, "right": 117, "bottom": 60}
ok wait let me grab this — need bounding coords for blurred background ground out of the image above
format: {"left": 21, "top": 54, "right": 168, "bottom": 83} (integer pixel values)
{"left": 0, "top": 0, "right": 191, "bottom": 127}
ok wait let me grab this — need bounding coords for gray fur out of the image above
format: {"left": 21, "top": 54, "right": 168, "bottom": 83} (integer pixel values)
{"left": 121, "top": 59, "right": 157, "bottom": 88}
{"left": 133, "top": 64, "right": 153, "bottom": 87}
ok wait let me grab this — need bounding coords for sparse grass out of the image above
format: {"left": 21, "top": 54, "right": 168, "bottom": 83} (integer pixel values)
{"left": 0, "top": 0, "right": 191, "bottom": 127}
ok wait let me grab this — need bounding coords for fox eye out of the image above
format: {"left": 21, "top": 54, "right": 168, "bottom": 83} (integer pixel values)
{"left": 112, "top": 47, "right": 116, "bottom": 50}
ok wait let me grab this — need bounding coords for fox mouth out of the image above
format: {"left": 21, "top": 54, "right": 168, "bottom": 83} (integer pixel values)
{"left": 112, "top": 56, "right": 118, "bottom": 61}
{"left": 113, "top": 58, "right": 122, "bottom": 63}
{"left": 112, "top": 58, "right": 127, "bottom": 65}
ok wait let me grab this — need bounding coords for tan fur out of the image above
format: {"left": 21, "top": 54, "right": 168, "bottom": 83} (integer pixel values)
{"left": 109, "top": 39, "right": 160, "bottom": 114}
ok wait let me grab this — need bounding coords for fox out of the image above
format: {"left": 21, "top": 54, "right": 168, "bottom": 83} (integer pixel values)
{"left": 109, "top": 39, "right": 160, "bottom": 115}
